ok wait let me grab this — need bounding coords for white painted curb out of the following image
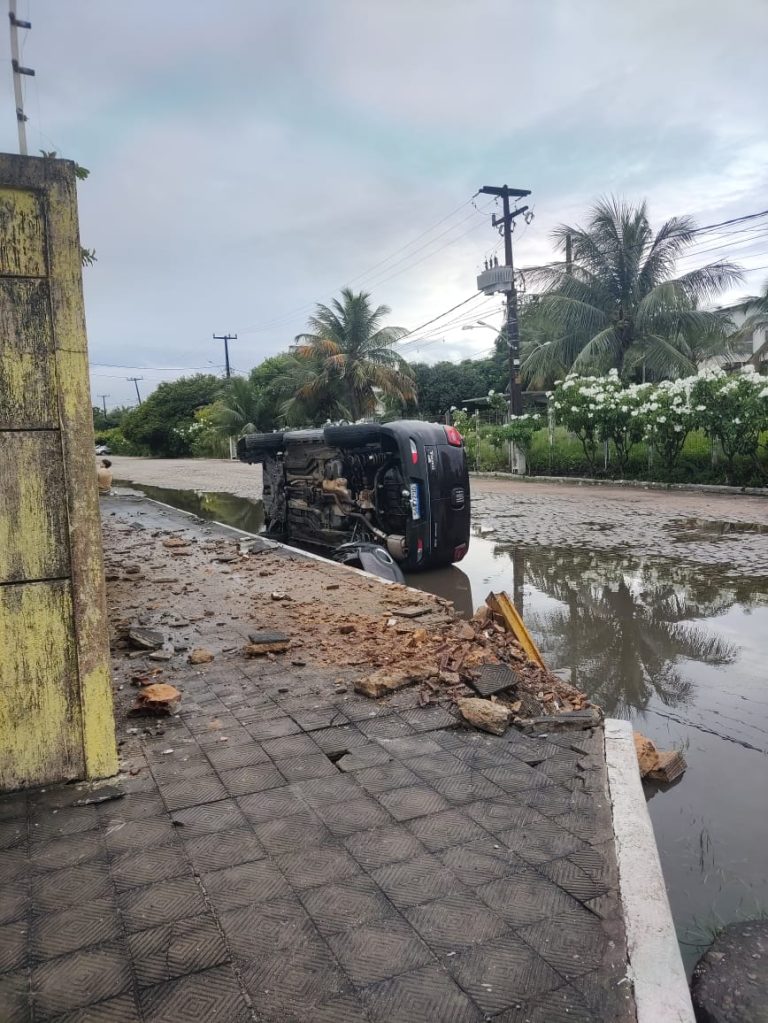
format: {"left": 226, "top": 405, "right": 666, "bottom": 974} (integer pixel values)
{"left": 604, "top": 719, "right": 695, "bottom": 1023}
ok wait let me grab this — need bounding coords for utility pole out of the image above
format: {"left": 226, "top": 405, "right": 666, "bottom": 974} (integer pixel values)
{"left": 8, "top": 2, "right": 34, "bottom": 155}
{"left": 213, "top": 333, "right": 238, "bottom": 458}
{"left": 213, "top": 333, "right": 237, "bottom": 379}
{"left": 127, "top": 377, "right": 143, "bottom": 405}
{"left": 478, "top": 184, "right": 531, "bottom": 416}
{"left": 98, "top": 394, "right": 110, "bottom": 423}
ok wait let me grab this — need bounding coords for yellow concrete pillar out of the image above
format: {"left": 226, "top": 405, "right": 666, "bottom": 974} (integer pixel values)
{"left": 0, "top": 154, "right": 118, "bottom": 790}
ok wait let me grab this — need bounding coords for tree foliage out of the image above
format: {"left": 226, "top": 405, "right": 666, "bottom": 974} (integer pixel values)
{"left": 121, "top": 374, "right": 223, "bottom": 456}
{"left": 291, "top": 288, "right": 415, "bottom": 420}
{"left": 408, "top": 358, "right": 505, "bottom": 421}
{"left": 523, "top": 197, "right": 742, "bottom": 381}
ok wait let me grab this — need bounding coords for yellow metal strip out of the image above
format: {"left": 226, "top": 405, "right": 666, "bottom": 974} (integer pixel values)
{"left": 486, "top": 590, "right": 546, "bottom": 669}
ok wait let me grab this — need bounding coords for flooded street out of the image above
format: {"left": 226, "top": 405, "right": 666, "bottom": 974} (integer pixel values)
{"left": 113, "top": 476, "right": 768, "bottom": 971}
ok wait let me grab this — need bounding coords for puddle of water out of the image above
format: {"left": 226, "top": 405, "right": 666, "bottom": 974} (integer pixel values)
{"left": 431, "top": 533, "right": 768, "bottom": 973}
{"left": 115, "top": 480, "right": 768, "bottom": 970}
{"left": 113, "top": 482, "right": 266, "bottom": 534}
{"left": 666, "top": 516, "right": 768, "bottom": 543}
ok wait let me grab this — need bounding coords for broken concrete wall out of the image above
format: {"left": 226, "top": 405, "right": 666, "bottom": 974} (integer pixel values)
{"left": 0, "top": 153, "right": 117, "bottom": 790}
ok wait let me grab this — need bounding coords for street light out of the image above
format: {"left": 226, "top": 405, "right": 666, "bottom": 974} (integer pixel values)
{"left": 461, "top": 320, "right": 501, "bottom": 333}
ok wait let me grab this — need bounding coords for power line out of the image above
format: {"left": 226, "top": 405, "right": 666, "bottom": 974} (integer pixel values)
{"left": 392, "top": 293, "right": 485, "bottom": 345}
{"left": 235, "top": 193, "right": 489, "bottom": 335}
{"left": 690, "top": 209, "right": 768, "bottom": 235}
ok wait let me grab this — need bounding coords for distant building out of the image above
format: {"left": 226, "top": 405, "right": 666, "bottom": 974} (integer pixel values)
{"left": 700, "top": 297, "right": 768, "bottom": 371}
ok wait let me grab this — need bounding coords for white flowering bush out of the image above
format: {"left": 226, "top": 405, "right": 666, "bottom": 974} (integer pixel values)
{"left": 550, "top": 370, "right": 651, "bottom": 473}
{"left": 637, "top": 378, "right": 696, "bottom": 475}
{"left": 499, "top": 413, "right": 543, "bottom": 453}
{"left": 549, "top": 368, "right": 768, "bottom": 482}
{"left": 690, "top": 367, "right": 768, "bottom": 479}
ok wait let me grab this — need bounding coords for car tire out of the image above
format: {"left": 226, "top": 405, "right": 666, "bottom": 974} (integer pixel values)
{"left": 324, "top": 424, "right": 387, "bottom": 447}
{"left": 237, "top": 432, "right": 284, "bottom": 462}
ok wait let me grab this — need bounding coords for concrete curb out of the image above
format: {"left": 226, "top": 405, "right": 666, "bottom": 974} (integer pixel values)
{"left": 470, "top": 471, "right": 768, "bottom": 497}
{"left": 604, "top": 719, "right": 695, "bottom": 1023}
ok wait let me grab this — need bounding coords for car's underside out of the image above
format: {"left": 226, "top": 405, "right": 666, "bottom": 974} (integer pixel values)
{"left": 262, "top": 436, "right": 409, "bottom": 564}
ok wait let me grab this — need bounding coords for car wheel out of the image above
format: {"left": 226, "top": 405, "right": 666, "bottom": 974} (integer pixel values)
{"left": 237, "top": 432, "right": 284, "bottom": 462}
{"left": 324, "top": 424, "right": 387, "bottom": 447}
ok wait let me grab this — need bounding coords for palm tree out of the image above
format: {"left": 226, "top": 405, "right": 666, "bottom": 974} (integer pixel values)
{"left": 291, "top": 288, "right": 416, "bottom": 420}
{"left": 212, "top": 376, "right": 262, "bottom": 438}
{"left": 731, "top": 280, "right": 768, "bottom": 369}
{"left": 523, "top": 197, "right": 743, "bottom": 381}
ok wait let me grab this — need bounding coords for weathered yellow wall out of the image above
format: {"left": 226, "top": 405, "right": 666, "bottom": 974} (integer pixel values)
{"left": 0, "top": 155, "right": 118, "bottom": 790}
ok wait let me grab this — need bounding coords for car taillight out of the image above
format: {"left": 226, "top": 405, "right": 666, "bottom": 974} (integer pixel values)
{"left": 416, "top": 538, "right": 424, "bottom": 562}
{"left": 409, "top": 439, "right": 418, "bottom": 464}
{"left": 453, "top": 543, "right": 467, "bottom": 562}
{"left": 444, "top": 425, "right": 462, "bottom": 447}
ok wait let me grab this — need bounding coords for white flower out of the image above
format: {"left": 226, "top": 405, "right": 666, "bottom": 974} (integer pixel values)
{"left": 488, "top": 390, "right": 495, "bottom": 396}
{"left": 630, "top": 410, "right": 639, "bottom": 417}
{"left": 759, "top": 388, "right": 768, "bottom": 399}
{"left": 673, "top": 424, "right": 683, "bottom": 432}
{"left": 571, "top": 406, "right": 579, "bottom": 412}
{"left": 657, "top": 415, "right": 667, "bottom": 424}
{"left": 734, "top": 417, "right": 741, "bottom": 424}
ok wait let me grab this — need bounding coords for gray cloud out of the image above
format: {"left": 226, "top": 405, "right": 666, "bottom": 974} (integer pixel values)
{"left": 1, "top": 0, "right": 765, "bottom": 406}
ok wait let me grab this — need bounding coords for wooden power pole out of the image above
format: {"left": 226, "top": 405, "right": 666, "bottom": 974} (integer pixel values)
{"left": 478, "top": 185, "right": 530, "bottom": 416}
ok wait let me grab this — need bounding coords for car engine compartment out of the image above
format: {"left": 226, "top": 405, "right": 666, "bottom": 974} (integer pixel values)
{"left": 263, "top": 439, "right": 410, "bottom": 562}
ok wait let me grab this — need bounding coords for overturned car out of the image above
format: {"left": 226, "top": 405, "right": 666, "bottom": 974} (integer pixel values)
{"left": 237, "top": 420, "right": 470, "bottom": 576}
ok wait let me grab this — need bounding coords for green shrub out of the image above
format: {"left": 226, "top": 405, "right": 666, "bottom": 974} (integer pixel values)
{"left": 93, "top": 427, "right": 143, "bottom": 455}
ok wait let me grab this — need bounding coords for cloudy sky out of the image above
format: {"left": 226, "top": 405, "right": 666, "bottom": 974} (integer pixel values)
{"left": 3, "top": 0, "right": 766, "bottom": 408}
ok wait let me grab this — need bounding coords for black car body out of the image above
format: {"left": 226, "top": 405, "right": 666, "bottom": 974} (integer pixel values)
{"left": 237, "top": 420, "right": 470, "bottom": 571}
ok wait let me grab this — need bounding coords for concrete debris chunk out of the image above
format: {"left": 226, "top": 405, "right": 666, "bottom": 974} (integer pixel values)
{"left": 633, "top": 732, "right": 687, "bottom": 783}
{"left": 162, "top": 537, "right": 190, "bottom": 548}
{"left": 392, "top": 605, "right": 430, "bottom": 619}
{"left": 188, "top": 648, "right": 214, "bottom": 665}
{"left": 132, "top": 683, "right": 182, "bottom": 714}
{"left": 520, "top": 708, "right": 602, "bottom": 733}
{"left": 128, "top": 626, "right": 165, "bottom": 650}
{"left": 247, "top": 629, "right": 289, "bottom": 647}
{"left": 148, "top": 648, "right": 174, "bottom": 661}
{"left": 71, "top": 785, "right": 124, "bottom": 807}
{"left": 243, "top": 640, "right": 289, "bottom": 657}
{"left": 355, "top": 665, "right": 437, "bottom": 699}
{"left": 458, "top": 697, "right": 511, "bottom": 735}
{"left": 470, "top": 662, "right": 520, "bottom": 697}
{"left": 455, "top": 621, "right": 476, "bottom": 641}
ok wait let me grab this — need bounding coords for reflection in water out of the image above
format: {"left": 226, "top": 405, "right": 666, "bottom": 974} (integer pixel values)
{"left": 114, "top": 483, "right": 265, "bottom": 534}
{"left": 407, "top": 565, "right": 475, "bottom": 619}
{"left": 517, "top": 548, "right": 737, "bottom": 717}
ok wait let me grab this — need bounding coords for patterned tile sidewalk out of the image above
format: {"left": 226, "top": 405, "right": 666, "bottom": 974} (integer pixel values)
{"left": 0, "top": 505, "right": 637, "bottom": 1022}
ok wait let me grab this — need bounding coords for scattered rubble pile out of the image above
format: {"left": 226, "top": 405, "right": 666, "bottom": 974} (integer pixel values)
{"left": 103, "top": 517, "right": 594, "bottom": 737}
{"left": 278, "top": 589, "right": 595, "bottom": 731}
